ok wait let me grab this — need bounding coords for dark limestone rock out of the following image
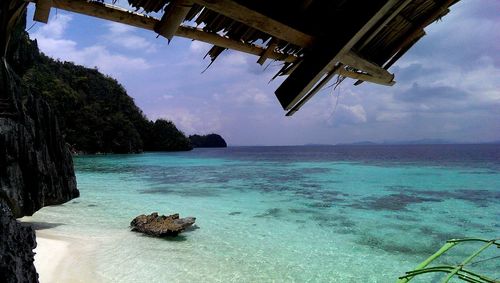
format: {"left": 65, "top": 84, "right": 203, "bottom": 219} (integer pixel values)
{"left": 130, "top": 212, "right": 196, "bottom": 237}
{"left": 0, "top": 200, "right": 38, "bottom": 283}
{"left": 0, "top": 62, "right": 79, "bottom": 218}
{"left": 0, "top": 12, "right": 79, "bottom": 218}
{"left": 0, "top": 6, "right": 79, "bottom": 283}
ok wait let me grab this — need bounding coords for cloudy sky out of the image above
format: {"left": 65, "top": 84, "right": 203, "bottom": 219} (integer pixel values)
{"left": 26, "top": 1, "right": 499, "bottom": 145}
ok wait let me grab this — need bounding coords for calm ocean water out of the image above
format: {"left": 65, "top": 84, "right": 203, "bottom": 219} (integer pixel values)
{"left": 26, "top": 145, "right": 500, "bottom": 282}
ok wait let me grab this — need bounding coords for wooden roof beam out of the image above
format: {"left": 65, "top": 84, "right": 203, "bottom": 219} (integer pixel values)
{"left": 285, "top": 66, "right": 340, "bottom": 117}
{"left": 285, "top": 63, "right": 394, "bottom": 116}
{"left": 37, "top": 0, "right": 156, "bottom": 29}
{"left": 358, "top": 0, "right": 412, "bottom": 51}
{"left": 190, "top": 0, "right": 315, "bottom": 48}
{"left": 337, "top": 68, "right": 395, "bottom": 86}
{"left": 30, "top": 0, "right": 299, "bottom": 63}
{"left": 257, "top": 38, "right": 278, "bottom": 65}
{"left": 385, "top": 0, "right": 455, "bottom": 67}
{"left": 176, "top": 26, "right": 298, "bottom": 62}
{"left": 340, "top": 51, "right": 394, "bottom": 84}
{"left": 275, "top": 0, "right": 400, "bottom": 111}
{"left": 33, "top": 0, "right": 52, "bottom": 23}
{"left": 355, "top": 0, "right": 454, "bottom": 86}
{"left": 155, "top": 0, "right": 193, "bottom": 42}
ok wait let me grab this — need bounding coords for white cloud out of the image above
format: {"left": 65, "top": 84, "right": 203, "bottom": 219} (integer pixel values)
{"left": 375, "top": 112, "right": 409, "bottom": 122}
{"left": 156, "top": 107, "right": 223, "bottom": 135}
{"left": 326, "top": 104, "right": 367, "bottom": 126}
{"left": 189, "top": 40, "right": 210, "bottom": 55}
{"left": 34, "top": 13, "right": 72, "bottom": 38}
{"left": 232, "top": 88, "right": 271, "bottom": 107}
{"left": 106, "top": 22, "right": 158, "bottom": 53}
{"left": 107, "top": 22, "right": 131, "bottom": 34}
{"left": 31, "top": 13, "right": 152, "bottom": 77}
{"left": 219, "top": 52, "right": 248, "bottom": 66}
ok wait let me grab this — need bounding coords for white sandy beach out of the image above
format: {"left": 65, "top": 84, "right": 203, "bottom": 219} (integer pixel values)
{"left": 34, "top": 234, "right": 69, "bottom": 283}
{"left": 31, "top": 230, "right": 102, "bottom": 283}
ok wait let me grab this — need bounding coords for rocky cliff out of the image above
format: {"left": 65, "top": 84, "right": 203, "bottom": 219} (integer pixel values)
{"left": 0, "top": 7, "right": 79, "bottom": 219}
{"left": 0, "top": 84, "right": 79, "bottom": 217}
{"left": 0, "top": 199, "right": 37, "bottom": 283}
{"left": 0, "top": 3, "right": 79, "bottom": 282}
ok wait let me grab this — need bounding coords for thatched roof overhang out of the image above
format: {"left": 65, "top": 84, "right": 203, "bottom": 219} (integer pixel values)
{"left": 31, "top": 0, "right": 460, "bottom": 115}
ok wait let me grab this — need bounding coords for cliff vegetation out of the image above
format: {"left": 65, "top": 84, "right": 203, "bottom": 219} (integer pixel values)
{"left": 22, "top": 48, "right": 193, "bottom": 153}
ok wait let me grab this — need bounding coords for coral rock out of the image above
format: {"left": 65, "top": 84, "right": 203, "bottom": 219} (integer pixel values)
{"left": 130, "top": 213, "right": 196, "bottom": 237}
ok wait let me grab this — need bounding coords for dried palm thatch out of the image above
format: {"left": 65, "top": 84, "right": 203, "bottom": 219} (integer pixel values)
{"left": 31, "top": 0, "right": 459, "bottom": 115}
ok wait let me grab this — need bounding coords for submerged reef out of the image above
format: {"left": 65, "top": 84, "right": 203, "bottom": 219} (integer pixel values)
{"left": 347, "top": 188, "right": 500, "bottom": 212}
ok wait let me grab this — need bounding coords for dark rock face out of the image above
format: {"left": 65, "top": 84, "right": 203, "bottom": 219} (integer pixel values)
{"left": 0, "top": 8, "right": 79, "bottom": 218}
{"left": 0, "top": 5, "right": 79, "bottom": 283}
{"left": 189, "top": 134, "right": 227, "bottom": 148}
{"left": 0, "top": 62, "right": 79, "bottom": 218}
{"left": 0, "top": 200, "right": 38, "bottom": 283}
{"left": 131, "top": 213, "right": 196, "bottom": 237}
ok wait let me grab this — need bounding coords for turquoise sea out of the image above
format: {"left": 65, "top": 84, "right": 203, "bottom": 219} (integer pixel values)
{"left": 26, "top": 145, "right": 500, "bottom": 282}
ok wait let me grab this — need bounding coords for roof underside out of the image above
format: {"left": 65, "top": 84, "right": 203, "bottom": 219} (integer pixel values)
{"left": 32, "top": 0, "right": 460, "bottom": 115}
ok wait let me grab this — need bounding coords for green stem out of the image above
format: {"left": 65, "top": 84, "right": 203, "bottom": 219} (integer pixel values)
{"left": 442, "top": 241, "right": 494, "bottom": 283}
{"left": 397, "top": 242, "right": 457, "bottom": 283}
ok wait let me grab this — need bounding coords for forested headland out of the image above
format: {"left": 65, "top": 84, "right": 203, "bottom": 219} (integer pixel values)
{"left": 21, "top": 36, "right": 225, "bottom": 153}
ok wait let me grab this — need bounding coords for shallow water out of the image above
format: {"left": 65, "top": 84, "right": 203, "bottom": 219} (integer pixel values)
{"left": 26, "top": 145, "right": 500, "bottom": 282}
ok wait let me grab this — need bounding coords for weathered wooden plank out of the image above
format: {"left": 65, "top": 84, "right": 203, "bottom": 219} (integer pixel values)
{"left": 387, "top": 0, "right": 454, "bottom": 65}
{"left": 47, "top": 0, "right": 155, "bottom": 29}
{"left": 257, "top": 38, "right": 278, "bottom": 65}
{"left": 190, "top": 0, "right": 314, "bottom": 48}
{"left": 155, "top": 0, "right": 193, "bottom": 42}
{"left": 286, "top": 63, "right": 394, "bottom": 116}
{"left": 358, "top": 0, "right": 412, "bottom": 50}
{"left": 353, "top": 0, "right": 454, "bottom": 86}
{"left": 176, "top": 26, "right": 298, "bottom": 62}
{"left": 286, "top": 67, "right": 339, "bottom": 117}
{"left": 33, "top": 0, "right": 298, "bottom": 63}
{"left": 337, "top": 68, "right": 395, "bottom": 86}
{"left": 275, "top": 0, "right": 400, "bottom": 110}
{"left": 340, "top": 51, "right": 394, "bottom": 83}
{"left": 383, "top": 30, "right": 425, "bottom": 69}
{"left": 33, "top": 0, "right": 53, "bottom": 23}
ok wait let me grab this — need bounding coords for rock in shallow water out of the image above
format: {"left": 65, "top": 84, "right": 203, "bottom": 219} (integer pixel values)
{"left": 130, "top": 213, "right": 196, "bottom": 237}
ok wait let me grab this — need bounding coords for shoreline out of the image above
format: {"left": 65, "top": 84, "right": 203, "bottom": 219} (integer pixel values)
{"left": 34, "top": 232, "right": 70, "bottom": 283}
{"left": 30, "top": 228, "right": 102, "bottom": 283}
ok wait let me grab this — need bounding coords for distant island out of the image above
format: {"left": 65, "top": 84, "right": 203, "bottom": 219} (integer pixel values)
{"left": 189, "top": 134, "right": 227, "bottom": 148}
{"left": 21, "top": 36, "right": 225, "bottom": 153}
{"left": 334, "top": 139, "right": 500, "bottom": 146}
